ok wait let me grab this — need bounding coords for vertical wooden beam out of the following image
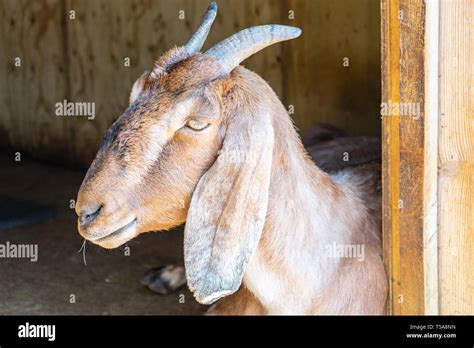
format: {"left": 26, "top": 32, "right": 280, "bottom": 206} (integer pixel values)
{"left": 381, "top": 0, "right": 426, "bottom": 315}
{"left": 423, "top": 0, "right": 440, "bottom": 315}
{"left": 438, "top": 0, "right": 474, "bottom": 314}
{"left": 381, "top": 0, "right": 400, "bottom": 316}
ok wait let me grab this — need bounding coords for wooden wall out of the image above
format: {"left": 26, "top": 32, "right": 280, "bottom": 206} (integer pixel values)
{"left": 438, "top": 0, "right": 474, "bottom": 315}
{"left": 381, "top": 0, "right": 426, "bottom": 315}
{"left": 0, "top": 0, "right": 380, "bottom": 167}
{"left": 382, "top": 0, "right": 474, "bottom": 315}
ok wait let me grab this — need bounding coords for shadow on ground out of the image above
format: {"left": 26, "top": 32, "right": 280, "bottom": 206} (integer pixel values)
{"left": 0, "top": 154, "right": 206, "bottom": 315}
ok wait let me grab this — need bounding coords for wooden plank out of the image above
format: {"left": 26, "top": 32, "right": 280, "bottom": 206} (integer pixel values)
{"left": 381, "top": 0, "right": 426, "bottom": 315}
{"left": 65, "top": 0, "right": 284, "bottom": 166}
{"left": 423, "top": 0, "right": 439, "bottom": 315}
{"left": 285, "top": 0, "right": 381, "bottom": 136}
{"left": 438, "top": 0, "right": 474, "bottom": 315}
{"left": 398, "top": 0, "right": 426, "bottom": 316}
{"left": 0, "top": 0, "right": 69, "bottom": 162}
{"left": 381, "top": 0, "right": 401, "bottom": 316}
{"left": 1, "top": 0, "right": 381, "bottom": 165}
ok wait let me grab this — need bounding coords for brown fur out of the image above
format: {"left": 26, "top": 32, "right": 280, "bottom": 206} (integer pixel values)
{"left": 206, "top": 286, "right": 266, "bottom": 315}
{"left": 76, "top": 45, "right": 387, "bottom": 314}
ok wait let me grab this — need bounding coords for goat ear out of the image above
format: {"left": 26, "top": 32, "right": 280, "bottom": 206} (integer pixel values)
{"left": 184, "top": 108, "right": 274, "bottom": 305}
{"left": 129, "top": 71, "right": 149, "bottom": 104}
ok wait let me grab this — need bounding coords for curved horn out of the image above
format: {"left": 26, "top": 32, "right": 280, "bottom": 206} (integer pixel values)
{"left": 205, "top": 25, "right": 301, "bottom": 74}
{"left": 184, "top": 2, "right": 218, "bottom": 54}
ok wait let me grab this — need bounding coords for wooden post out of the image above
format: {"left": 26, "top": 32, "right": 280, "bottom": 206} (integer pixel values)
{"left": 438, "top": 0, "right": 474, "bottom": 314}
{"left": 383, "top": 0, "right": 474, "bottom": 314}
{"left": 423, "top": 0, "right": 440, "bottom": 315}
{"left": 381, "top": 0, "right": 426, "bottom": 315}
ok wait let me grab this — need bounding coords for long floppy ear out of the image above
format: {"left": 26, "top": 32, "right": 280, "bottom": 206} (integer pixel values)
{"left": 184, "top": 108, "right": 274, "bottom": 305}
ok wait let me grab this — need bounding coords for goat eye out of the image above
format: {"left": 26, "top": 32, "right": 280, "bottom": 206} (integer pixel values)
{"left": 185, "top": 119, "right": 210, "bottom": 131}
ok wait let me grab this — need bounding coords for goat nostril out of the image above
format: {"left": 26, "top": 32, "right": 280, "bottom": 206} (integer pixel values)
{"left": 79, "top": 205, "right": 103, "bottom": 227}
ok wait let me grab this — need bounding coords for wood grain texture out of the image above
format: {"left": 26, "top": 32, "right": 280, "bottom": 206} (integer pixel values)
{"left": 423, "top": 0, "right": 439, "bottom": 315}
{"left": 285, "top": 0, "right": 381, "bottom": 136}
{"left": 382, "top": 0, "right": 426, "bottom": 315}
{"left": 438, "top": 0, "right": 474, "bottom": 315}
{"left": 1, "top": 0, "right": 381, "bottom": 165}
{"left": 381, "top": 0, "right": 401, "bottom": 316}
{"left": 397, "top": 0, "right": 426, "bottom": 316}
{"left": 0, "top": 0, "right": 69, "bottom": 162}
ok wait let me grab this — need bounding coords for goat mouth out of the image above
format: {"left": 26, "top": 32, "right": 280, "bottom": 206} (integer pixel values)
{"left": 89, "top": 218, "right": 138, "bottom": 245}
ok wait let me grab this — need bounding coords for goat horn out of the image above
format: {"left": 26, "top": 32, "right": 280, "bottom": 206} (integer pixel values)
{"left": 205, "top": 25, "right": 301, "bottom": 74}
{"left": 184, "top": 2, "right": 218, "bottom": 54}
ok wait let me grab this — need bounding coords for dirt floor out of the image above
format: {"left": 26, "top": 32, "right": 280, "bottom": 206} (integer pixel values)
{"left": 0, "top": 154, "right": 207, "bottom": 315}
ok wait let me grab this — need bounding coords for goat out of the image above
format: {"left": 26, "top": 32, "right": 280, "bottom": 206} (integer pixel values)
{"left": 76, "top": 2, "right": 387, "bottom": 314}
{"left": 304, "top": 123, "right": 381, "bottom": 172}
